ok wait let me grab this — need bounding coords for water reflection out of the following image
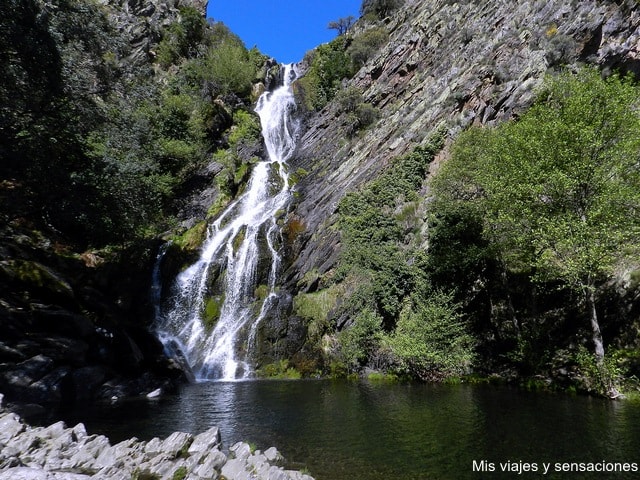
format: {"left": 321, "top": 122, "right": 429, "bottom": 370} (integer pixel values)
{"left": 54, "top": 381, "right": 640, "bottom": 480}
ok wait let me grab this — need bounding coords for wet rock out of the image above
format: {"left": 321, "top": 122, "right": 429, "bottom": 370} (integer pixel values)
{"left": 221, "top": 457, "right": 252, "bottom": 480}
{"left": 264, "top": 446, "right": 283, "bottom": 463}
{"left": 146, "top": 388, "right": 162, "bottom": 399}
{"left": 229, "top": 441, "right": 252, "bottom": 461}
{"left": 71, "top": 367, "right": 107, "bottom": 402}
{"left": 193, "top": 449, "right": 227, "bottom": 476}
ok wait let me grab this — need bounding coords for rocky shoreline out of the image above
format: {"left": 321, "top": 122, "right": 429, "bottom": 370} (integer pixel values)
{"left": 0, "top": 394, "right": 315, "bottom": 480}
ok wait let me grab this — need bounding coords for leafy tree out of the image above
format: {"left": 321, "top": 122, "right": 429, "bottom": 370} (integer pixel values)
{"left": 432, "top": 68, "right": 640, "bottom": 396}
{"left": 327, "top": 16, "right": 356, "bottom": 36}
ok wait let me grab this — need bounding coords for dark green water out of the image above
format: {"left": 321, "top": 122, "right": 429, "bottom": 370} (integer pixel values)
{"left": 58, "top": 381, "right": 640, "bottom": 479}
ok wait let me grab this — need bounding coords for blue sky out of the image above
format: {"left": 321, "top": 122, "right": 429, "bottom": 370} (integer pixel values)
{"left": 206, "top": 1, "right": 362, "bottom": 64}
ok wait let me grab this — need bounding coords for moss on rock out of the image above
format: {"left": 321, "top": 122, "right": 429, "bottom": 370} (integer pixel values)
{"left": 202, "top": 294, "right": 225, "bottom": 331}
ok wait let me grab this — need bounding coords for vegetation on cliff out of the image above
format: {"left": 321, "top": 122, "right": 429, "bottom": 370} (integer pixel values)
{"left": 1, "top": 0, "right": 266, "bottom": 250}
{"left": 430, "top": 67, "right": 640, "bottom": 396}
{"left": 0, "top": 0, "right": 271, "bottom": 405}
{"left": 2, "top": 0, "right": 640, "bottom": 402}
{"left": 301, "top": 66, "right": 640, "bottom": 397}
{"left": 285, "top": 0, "right": 640, "bottom": 398}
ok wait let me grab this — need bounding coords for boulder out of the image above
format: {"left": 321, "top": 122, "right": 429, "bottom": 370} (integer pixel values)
{"left": 0, "top": 412, "right": 24, "bottom": 443}
{"left": 188, "top": 426, "right": 221, "bottom": 454}
{"left": 159, "top": 431, "right": 193, "bottom": 459}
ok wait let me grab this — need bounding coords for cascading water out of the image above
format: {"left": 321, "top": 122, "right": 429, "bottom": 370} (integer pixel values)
{"left": 155, "top": 64, "right": 300, "bottom": 380}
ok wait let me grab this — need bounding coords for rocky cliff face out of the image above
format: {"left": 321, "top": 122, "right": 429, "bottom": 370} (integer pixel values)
{"left": 285, "top": 0, "right": 640, "bottom": 291}
{"left": 246, "top": 0, "right": 640, "bottom": 369}
{"left": 0, "top": 0, "right": 209, "bottom": 408}
{"left": 98, "top": 0, "right": 208, "bottom": 66}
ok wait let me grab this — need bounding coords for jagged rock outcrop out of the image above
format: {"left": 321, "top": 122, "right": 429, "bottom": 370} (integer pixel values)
{"left": 285, "top": 0, "right": 640, "bottom": 291}
{"left": 97, "top": 0, "right": 209, "bottom": 66}
{"left": 0, "top": 394, "right": 315, "bottom": 480}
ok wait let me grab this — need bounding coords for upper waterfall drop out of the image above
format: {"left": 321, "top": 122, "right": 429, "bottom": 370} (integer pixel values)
{"left": 155, "top": 64, "right": 300, "bottom": 381}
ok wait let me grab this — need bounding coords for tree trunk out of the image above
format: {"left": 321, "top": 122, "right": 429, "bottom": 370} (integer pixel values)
{"left": 586, "top": 287, "right": 605, "bottom": 362}
{"left": 585, "top": 286, "right": 621, "bottom": 398}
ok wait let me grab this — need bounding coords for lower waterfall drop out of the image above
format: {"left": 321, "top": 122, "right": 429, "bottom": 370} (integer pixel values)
{"left": 156, "top": 64, "right": 300, "bottom": 381}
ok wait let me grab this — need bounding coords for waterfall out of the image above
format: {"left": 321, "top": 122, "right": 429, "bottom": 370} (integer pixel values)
{"left": 155, "top": 64, "right": 300, "bottom": 381}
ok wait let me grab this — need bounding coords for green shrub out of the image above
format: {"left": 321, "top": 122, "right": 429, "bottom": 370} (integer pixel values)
{"left": 211, "top": 43, "right": 255, "bottom": 96}
{"left": 573, "top": 347, "right": 622, "bottom": 397}
{"left": 360, "top": 0, "right": 405, "bottom": 20}
{"left": 171, "top": 465, "right": 188, "bottom": 480}
{"left": 386, "top": 292, "right": 475, "bottom": 381}
{"left": 335, "top": 86, "right": 363, "bottom": 113}
{"left": 296, "top": 36, "right": 354, "bottom": 110}
{"left": 348, "top": 27, "right": 389, "bottom": 68}
{"left": 258, "top": 359, "right": 302, "bottom": 379}
{"left": 156, "top": 6, "right": 207, "bottom": 68}
{"left": 335, "top": 87, "right": 380, "bottom": 136}
{"left": 338, "top": 309, "right": 384, "bottom": 371}
{"left": 229, "top": 110, "right": 261, "bottom": 145}
{"left": 336, "top": 131, "right": 446, "bottom": 323}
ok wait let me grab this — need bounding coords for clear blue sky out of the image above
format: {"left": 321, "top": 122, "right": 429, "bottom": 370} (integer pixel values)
{"left": 206, "top": 1, "right": 362, "bottom": 64}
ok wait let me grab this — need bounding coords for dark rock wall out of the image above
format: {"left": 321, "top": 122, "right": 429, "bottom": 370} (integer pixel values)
{"left": 0, "top": 0, "right": 208, "bottom": 407}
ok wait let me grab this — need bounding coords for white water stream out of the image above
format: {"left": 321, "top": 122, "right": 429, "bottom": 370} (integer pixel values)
{"left": 155, "top": 65, "right": 299, "bottom": 380}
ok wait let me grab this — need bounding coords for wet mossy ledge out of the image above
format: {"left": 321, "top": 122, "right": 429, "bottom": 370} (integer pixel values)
{"left": 0, "top": 394, "right": 316, "bottom": 480}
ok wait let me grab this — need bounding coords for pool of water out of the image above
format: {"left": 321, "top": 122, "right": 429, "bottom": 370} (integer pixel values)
{"left": 53, "top": 380, "right": 640, "bottom": 479}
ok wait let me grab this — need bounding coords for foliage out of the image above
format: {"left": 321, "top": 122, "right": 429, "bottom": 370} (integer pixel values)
{"left": 573, "top": 346, "right": 622, "bottom": 397}
{"left": 335, "top": 87, "right": 379, "bottom": 136}
{"left": 328, "top": 16, "right": 356, "bottom": 36}
{"left": 156, "top": 6, "right": 207, "bottom": 68}
{"left": 201, "top": 42, "right": 256, "bottom": 97}
{"left": 0, "top": 0, "right": 266, "bottom": 248}
{"left": 1, "top": 0, "right": 123, "bottom": 242}
{"left": 328, "top": 129, "right": 469, "bottom": 380}
{"left": 444, "top": 68, "right": 640, "bottom": 291}
{"left": 171, "top": 466, "right": 188, "bottom": 480}
{"left": 337, "top": 143, "right": 440, "bottom": 320}
{"left": 386, "top": 292, "right": 475, "bottom": 381}
{"left": 210, "top": 111, "right": 261, "bottom": 197}
{"left": 347, "top": 27, "right": 389, "bottom": 69}
{"left": 296, "top": 36, "right": 354, "bottom": 110}
{"left": 360, "top": 0, "right": 405, "bottom": 20}
{"left": 430, "top": 67, "right": 640, "bottom": 387}
{"left": 338, "top": 309, "right": 384, "bottom": 371}
{"left": 257, "top": 359, "right": 302, "bottom": 379}
{"left": 296, "top": 26, "right": 389, "bottom": 112}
